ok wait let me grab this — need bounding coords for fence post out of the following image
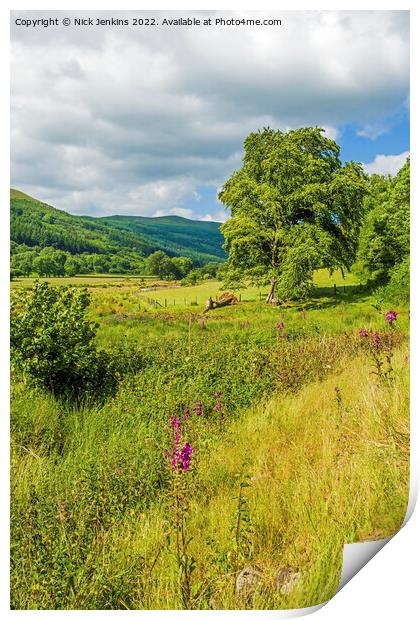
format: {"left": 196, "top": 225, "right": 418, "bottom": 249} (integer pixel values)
{"left": 333, "top": 284, "right": 337, "bottom": 297}
{"left": 165, "top": 299, "right": 167, "bottom": 307}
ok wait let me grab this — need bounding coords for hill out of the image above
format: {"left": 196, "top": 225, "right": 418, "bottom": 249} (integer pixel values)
{"left": 10, "top": 190, "right": 226, "bottom": 275}
{"left": 97, "top": 214, "right": 226, "bottom": 263}
{"left": 10, "top": 188, "right": 38, "bottom": 201}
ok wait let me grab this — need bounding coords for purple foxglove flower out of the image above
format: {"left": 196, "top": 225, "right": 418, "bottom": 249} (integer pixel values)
{"left": 385, "top": 310, "right": 398, "bottom": 325}
{"left": 179, "top": 442, "right": 193, "bottom": 471}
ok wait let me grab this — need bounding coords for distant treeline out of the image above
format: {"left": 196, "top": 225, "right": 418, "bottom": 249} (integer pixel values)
{"left": 11, "top": 242, "right": 224, "bottom": 282}
{"left": 10, "top": 193, "right": 226, "bottom": 278}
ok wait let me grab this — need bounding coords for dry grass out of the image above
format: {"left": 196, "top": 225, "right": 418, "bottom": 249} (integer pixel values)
{"left": 90, "top": 344, "right": 409, "bottom": 610}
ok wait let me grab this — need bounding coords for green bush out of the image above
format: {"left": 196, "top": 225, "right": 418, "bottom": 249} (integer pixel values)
{"left": 373, "top": 256, "right": 410, "bottom": 304}
{"left": 11, "top": 282, "right": 117, "bottom": 401}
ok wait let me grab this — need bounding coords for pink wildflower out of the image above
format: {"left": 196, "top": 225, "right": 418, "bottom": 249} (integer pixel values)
{"left": 178, "top": 442, "right": 193, "bottom": 471}
{"left": 192, "top": 400, "right": 203, "bottom": 417}
{"left": 169, "top": 416, "right": 193, "bottom": 471}
{"left": 385, "top": 310, "right": 398, "bottom": 326}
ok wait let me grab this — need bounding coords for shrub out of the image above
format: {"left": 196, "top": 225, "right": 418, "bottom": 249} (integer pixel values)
{"left": 11, "top": 282, "right": 117, "bottom": 401}
{"left": 373, "top": 256, "right": 410, "bottom": 304}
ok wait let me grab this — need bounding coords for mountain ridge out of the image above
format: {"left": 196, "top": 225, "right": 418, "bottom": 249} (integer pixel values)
{"left": 10, "top": 189, "right": 226, "bottom": 271}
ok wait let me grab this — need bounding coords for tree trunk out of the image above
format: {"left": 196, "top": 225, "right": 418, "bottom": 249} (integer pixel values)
{"left": 265, "top": 277, "right": 277, "bottom": 304}
{"left": 203, "top": 295, "right": 237, "bottom": 313}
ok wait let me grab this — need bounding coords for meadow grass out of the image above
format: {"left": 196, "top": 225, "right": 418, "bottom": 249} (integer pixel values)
{"left": 122, "top": 346, "right": 408, "bottom": 610}
{"left": 11, "top": 274, "right": 160, "bottom": 288}
{"left": 10, "top": 272, "right": 409, "bottom": 609}
{"left": 11, "top": 268, "right": 361, "bottom": 297}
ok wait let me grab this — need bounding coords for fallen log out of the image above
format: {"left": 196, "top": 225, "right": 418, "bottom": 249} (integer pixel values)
{"left": 203, "top": 293, "right": 238, "bottom": 313}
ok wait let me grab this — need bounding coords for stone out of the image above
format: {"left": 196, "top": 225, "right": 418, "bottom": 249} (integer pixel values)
{"left": 275, "top": 565, "right": 301, "bottom": 595}
{"left": 235, "top": 565, "right": 262, "bottom": 602}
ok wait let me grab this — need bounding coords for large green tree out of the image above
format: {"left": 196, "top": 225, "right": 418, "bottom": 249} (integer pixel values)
{"left": 219, "top": 127, "right": 368, "bottom": 301}
{"left": 145, "top": 251, "right": 178, "bottom": 279}
{"left": 171, "top": 256, "right": 193, "bottom": 278}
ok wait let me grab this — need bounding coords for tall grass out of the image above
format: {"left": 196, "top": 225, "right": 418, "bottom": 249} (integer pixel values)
{"left": 10, "top": 278, "right": 409, "bottom": 609}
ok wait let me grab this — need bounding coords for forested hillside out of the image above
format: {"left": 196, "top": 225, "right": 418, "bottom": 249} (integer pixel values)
{"left": 98, "top": 214, "right": 226, "bottom": 262}
{"left": 10, "top": 190, "right": 225, "bottom": 276}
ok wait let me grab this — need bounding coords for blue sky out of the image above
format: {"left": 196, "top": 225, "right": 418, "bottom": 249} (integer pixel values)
{"left": 339, "top": 111, "right": 409, "bottom": 164}
{"left": 11, "top": 10, "right": 409, "bottom": 221}
{"left": 181, "top": 107, "right": 410, "bottom": 219}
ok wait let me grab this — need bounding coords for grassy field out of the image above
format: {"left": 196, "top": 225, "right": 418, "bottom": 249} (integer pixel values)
{"left": 12, "top": 274, "right": 158, "bottom": 288}
{"left": 10, "top": 271, "right": 409, "bottom": 610}
{"left": 12, "top": 268, "right": 363, "bottom": 308}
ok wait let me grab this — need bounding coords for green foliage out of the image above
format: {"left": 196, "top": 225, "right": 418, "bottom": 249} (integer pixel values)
{"left": 64, "top": 255, "right": 82, "bottom": 277}
{"left": 373, "top": 256, "right": 410, "bottom": 304}
{"left": 230, "top": 476, "right": 254, "bottom": 574}
{"left": 10, "top": 387, "right": 166, "bottom": 609}
{"left": 99, "top": 213, "right": 226, "bottom": 264}
{"left": 10, "top": 275, "right": 409, "bottom": 609}
{"left": 219, "top": 127, "right": 367, "bottom": 300}
{"left": 144, "top": 250, "right": 191, "bottom": 279}
{"left": 356, "top": 158, "right": 409, "bottom": 285}
{"left": 11, "top": 196, "right": 150, "bottom": 260}
{"left": 181, "top": 262, "right": 222, "bottom": 285}
{"left": 10, "top": 191, "right": 225, "bottom": 277}
{"left": 144, "top": 251, "right": 198, "bottom": 279}
{"left": 172, "top": 256, "right": 194, "bottom": 277}
{"left": 11, "top": 243, "right": 39, "bottom": 276}
{"left": 11, "top": 282, "right": 117, "bottom": 400}
{"left": 33, "top": 247, "right": 67, "bottom": 276}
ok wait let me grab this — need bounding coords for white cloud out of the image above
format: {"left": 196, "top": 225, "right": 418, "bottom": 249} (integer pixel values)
{"left": 11, "top": 10, "right": 409, "bottom": 219}
{"left": 363, "top": 151, "right": 409, "bottom": 176}
{"left": 199, "top": 211, "right": 229, "bottom": 223}
{"left": 322, "top": 125, "right": 341, "bottom": 141}
{"left": 357, "top": 122, "right": 390, "bottom": 140}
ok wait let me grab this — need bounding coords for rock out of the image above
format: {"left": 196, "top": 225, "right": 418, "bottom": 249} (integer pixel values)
{"left": 235, "top": 565, "right": 262, "bottom": 602}
{"left": 275, "top": 565, "right": 301, "bottom": 595}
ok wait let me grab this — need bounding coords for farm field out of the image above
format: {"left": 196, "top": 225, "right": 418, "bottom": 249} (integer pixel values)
{"left": 10, "top": 270, "right": 409, "bottom": 610}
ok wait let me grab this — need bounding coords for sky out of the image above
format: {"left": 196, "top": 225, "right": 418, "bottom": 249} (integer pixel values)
{"left": 10, "top": 10, "right": 410, "bottom": 221}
